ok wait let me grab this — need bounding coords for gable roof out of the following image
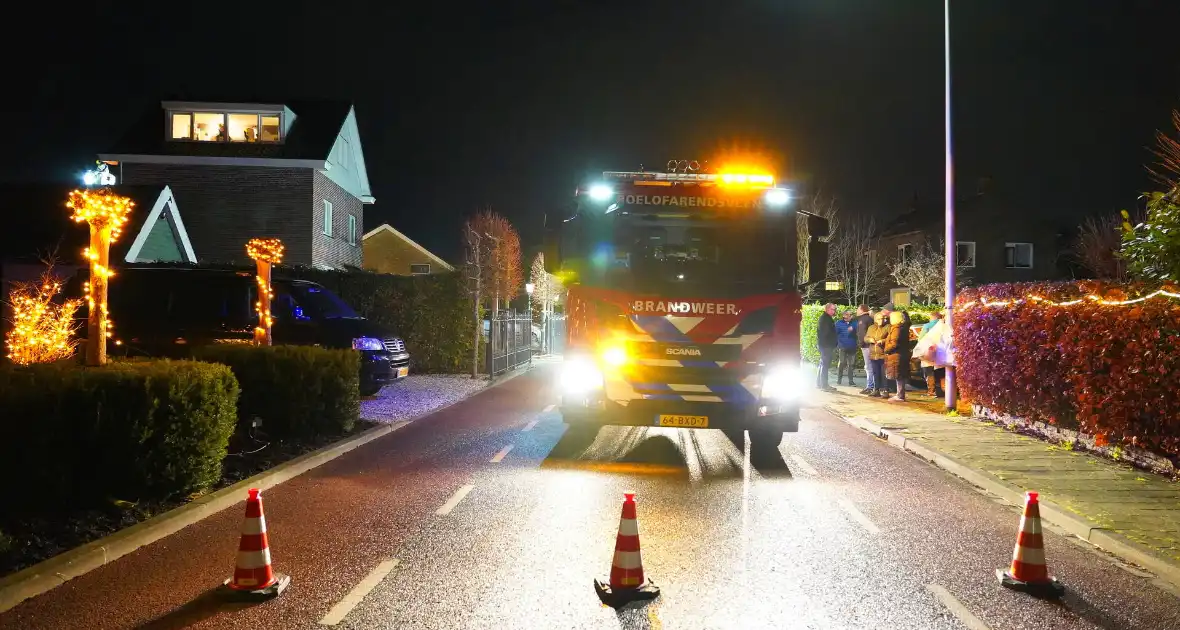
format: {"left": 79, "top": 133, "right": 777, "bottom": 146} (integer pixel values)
{"left": 362, "top": 224, "right": 454, "bottom": 271}
{"left": 101, "top": 98, "right": 354, "bottom": 164}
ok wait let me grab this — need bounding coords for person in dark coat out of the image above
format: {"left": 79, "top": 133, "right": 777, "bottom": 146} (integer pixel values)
{"left": 884, "top": 310, "right": 912, "bottom": 401}
{"left": 815, "top": 303, "right": 838, "bottom": 390}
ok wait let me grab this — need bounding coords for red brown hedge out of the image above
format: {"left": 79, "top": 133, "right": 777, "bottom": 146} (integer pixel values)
{"left": 954, "top": 281, "right": 1180, "bottom": 455}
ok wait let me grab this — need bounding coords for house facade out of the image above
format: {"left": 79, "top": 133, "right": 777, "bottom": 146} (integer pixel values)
{"left": 98, "top": 99, "right": 374, "bottom": 269}
{"left": 362, "top": 224, "right": 454, "bottom": 276}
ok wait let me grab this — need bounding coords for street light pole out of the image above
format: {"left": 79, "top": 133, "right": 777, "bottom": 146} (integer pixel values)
{"left": 943, "top": 0, "right": 958, "bottom": 412}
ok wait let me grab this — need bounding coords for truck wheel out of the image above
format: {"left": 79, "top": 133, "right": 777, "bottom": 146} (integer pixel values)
{"left": 359, "top": 383, "right": 383, "bottom": 397}
{"left": 749, "top": 428, "right": 785, "bottom": 449}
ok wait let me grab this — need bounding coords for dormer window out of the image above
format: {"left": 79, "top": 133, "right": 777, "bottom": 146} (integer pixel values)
{"left": 168, "top": 110, "right": 282, "bottom": 143}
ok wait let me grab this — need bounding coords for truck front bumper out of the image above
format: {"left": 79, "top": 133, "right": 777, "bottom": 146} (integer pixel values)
{"left": 560, "top": 393, "right": 800, "bottom": 432}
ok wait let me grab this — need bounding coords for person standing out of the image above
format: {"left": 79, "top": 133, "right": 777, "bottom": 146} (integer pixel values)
{"left": 835, "top": 309, "right": 859, "bottom": 386}
{"left": 917, "top": 311, "right": 946, "bottom": 397}
{"left": 884, "top": 310, "right": 912, "bottom": 401}
{"left": 855, "top": 305, "right": 875, "bottom": 394}
{"left": 815, "top": 303, "right": 838, "bottom": 391}
{"left": 864, "top": 310, "right": 889, "bottom": 397}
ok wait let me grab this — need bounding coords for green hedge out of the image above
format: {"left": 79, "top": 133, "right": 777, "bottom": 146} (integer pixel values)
{"left": 195, "top": 345, "right": 359, "bottom": 438}
{"left": 0, "top": 360, "right": 238, "bottom": 511}
{"left": 285, "top": 269, "right": 475, "bottom": 374}
{"left": 800, "top": 303, "right": 938, "bottom": 364}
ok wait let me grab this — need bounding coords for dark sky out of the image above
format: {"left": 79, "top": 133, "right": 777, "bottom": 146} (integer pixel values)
{"left": 3, "top": 1, "right": 1178, "bottom": 261}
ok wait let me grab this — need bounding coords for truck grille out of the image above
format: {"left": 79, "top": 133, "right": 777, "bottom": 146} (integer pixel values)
{"left": 383, "top": 338, "right": 406, "bottom": 354}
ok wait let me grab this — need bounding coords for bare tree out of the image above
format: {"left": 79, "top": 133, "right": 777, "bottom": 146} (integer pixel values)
{"left": 528, "top": 252, "right": 563, "bottom": 324}
{"left": 827, "top": 216, "right": 886, "bottom": 306}
{"left": 1071, "top": 214, "right": 1134, "bottom": 280}
{"left": 1148, "top": 109, "right": 1180, "bottom": 189}
{"left": 797, "top": 192, "right": 839, "bottom": 298}
{"left": 890, "top": 240, "right": 969, "bottom": 305}
{"left": 463, "top": 224, "right": 488, "bottom": 377}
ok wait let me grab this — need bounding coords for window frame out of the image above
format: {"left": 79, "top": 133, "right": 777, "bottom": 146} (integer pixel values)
{"left": 410, "top": 263, "right": 431, "bottom": 275}
{"left": 897, "top": 243, "right": 914, "bottom": 263}
{"left": 322, "top": 200, "right": 334, "bottom": 237}
{"left": 956, "top": 241, "right": 977, "bottom": 268}
{"left": 1004, "top": 242, "right": 1034, "bottom": 269}
{"left": 347, "top": 215, "right": 357, "bottom": 245}
{"left": 167, "top": 110, "right": 284, "bottom": 143}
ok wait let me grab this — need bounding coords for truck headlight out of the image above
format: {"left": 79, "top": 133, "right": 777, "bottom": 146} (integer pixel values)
{"left": 352, "top": 337, "right": 384, "bottom": 351}
{"left": 761, "top": 365, "right": 805, "bottom": 401}
{"left": 559, "top": 357, "right": 604, "bottom": 393}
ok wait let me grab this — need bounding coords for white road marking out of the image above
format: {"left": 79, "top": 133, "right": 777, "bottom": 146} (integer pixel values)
{"left": 543, "top": 404, "right": 555, "bottom": 412}
{"left": 788, "top": 453, "right": 819, "bottom": 476}
{"left": 490, "top": 444, "right": 514, "bottom": 463}
{"left": 436, "top": 484, "right": 475, "bottom": 515}
{"left": 837, "top": 498, "right": 881, "bottom": 535}
{"left": 318, "top": 558, "right": 400, "bottom": 626}
{"left": 926, "top": 583, "right": 993, "bottom": 630}
{"left": 522, "top": 418, "right": 540, "bottom": 432}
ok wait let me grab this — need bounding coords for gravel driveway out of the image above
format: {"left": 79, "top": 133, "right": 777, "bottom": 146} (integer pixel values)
{"left": 360, "top": 374, "right": 489, "bottom": 424}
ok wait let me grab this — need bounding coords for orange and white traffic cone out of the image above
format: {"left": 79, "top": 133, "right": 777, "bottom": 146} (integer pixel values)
{"left": 594, "top": 492, "right": 659, "bottom": 607}
{"left": 997, "top": 491, "right": 1064, "bottom": 598}
{"left": 221, "top": 488, "right": 290, "bottom": 600}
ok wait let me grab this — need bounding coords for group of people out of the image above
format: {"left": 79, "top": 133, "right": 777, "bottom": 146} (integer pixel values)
{"left": 815, "top": 303, "right": 949, "bottom": 402}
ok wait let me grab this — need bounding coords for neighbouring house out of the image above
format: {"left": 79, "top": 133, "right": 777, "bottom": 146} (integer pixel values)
{"left": 362, "top": 224, "right": 454, "bottom": 276}
{"left": 876, "top": 182, "right": 1069, "bottom": 296}
{"left": 97, "top": 98, "right": 374, "bottom": 269}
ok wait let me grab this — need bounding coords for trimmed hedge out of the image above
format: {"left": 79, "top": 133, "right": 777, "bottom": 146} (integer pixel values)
{"left": 955, "top": 281, "right": 1180, "bottom": 455}
{"left": 0, "top": 360, "right": 238, "bottom": 511}
{"left": 195, "top": 345, "right": 360, "bottom": 438}
{"left": 801, "top": 303, "right": 938, "bottom": 364}
{"left": 284, "top": 269, "right": 475, "bottom": 374}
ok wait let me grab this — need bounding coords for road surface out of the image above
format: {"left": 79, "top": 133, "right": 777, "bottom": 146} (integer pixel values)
{"left": 1, "top": 365, "right": 1177, "bottom": 629}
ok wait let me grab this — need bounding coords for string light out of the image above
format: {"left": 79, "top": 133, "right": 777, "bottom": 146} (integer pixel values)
{"left": 67, "top": 189, "right": 133, "bottom": 363}
{"left": 4, "top": 270, "right": 82, "bottom": 365}
{"left": 959, "top": 288, "right": 1180, "bottom": 311}
{"left": 246, "top": 238, "right": 284, "bottom": 345}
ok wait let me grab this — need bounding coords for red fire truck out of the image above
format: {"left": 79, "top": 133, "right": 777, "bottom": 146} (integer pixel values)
{"left": 547, "top": 162, "right": 830, "bottom": 447}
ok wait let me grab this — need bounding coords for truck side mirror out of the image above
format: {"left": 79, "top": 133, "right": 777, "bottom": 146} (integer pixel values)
{"left": 803, "top": 214, "right": 830, "bottom": 287}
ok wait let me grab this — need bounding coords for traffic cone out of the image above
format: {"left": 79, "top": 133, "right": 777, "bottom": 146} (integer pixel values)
{"left": 997, "top": 491, "right": 1064, "bottom": 598}
{"left": 594, "top": 492, "right": 659, "bottom": 607}
{"left": 220, "top": 488, "right": 290, "bottom": 600}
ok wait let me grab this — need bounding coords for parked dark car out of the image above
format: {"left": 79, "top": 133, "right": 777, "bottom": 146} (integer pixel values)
{"left": 70, "top": 267, "right": 410, "bottom": 395}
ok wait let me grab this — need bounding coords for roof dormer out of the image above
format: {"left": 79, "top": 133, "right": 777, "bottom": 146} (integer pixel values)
{"left": 161, "top": 101, "right": 296, "bottom": 144}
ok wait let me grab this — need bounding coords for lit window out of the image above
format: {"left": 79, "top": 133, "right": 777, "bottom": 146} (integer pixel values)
{"left": 170, "top": 113, "right": 192, "bottom": 139}
{"left": 261, "top": 115, "right": 281, "bottom": 142}
{"left": 228, "top": 113, "right": 260, "bottom": 142}
{"left": 824, "top": 281, "right": 844, "bottom": 291}
{"left": 347, "top": 215, "right": 357, "bottom": 245}
{"left": 410, "top": 264, "right": 431, "bottom": 275}
{"left": 956, "top": 241, "right": 977, "bottom": 268}
{"left": 1005, "top": 242, "right": 1033, "bottom": 269}
{"left": 897, "top": 243, "right": 913, "bottom": 263}
{"left": 322, "top": 200, "right": 333, "bottom": 237}
{"left": 192, "top": 112, "right": 226, "bottom": 142}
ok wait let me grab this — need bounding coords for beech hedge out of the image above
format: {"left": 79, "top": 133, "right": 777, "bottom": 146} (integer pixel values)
{"left": 0, "top": 360, "right": 238, "bottom": 511}
{"left": 955, "top": 281, "right": 1180, "bottom": 455}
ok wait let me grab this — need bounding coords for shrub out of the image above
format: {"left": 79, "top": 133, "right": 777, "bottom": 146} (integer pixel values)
{"left": 955, "top": 281, "right": 1180, "bottom": 455}
{"left": 284, "top": 269, "right": 475, "bottom": 373}
{"left": 800, "top": 303, "right": 938, "bottom": 364}
{"left": 0, "top": 360, "right": 238, "bottom": 511}
{"left": 195, "top": 345, "right": 359, "bottom": 438}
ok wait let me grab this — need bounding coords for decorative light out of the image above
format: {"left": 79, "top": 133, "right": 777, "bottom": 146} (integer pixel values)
{"left": 4, "top": 268, "right": 82, "bottom": 365}
{"left": 959, "top": 288, "right": 1180, "bottom": 311}
{"left": 246, "top": 238, "right": 284, "bottom": 345}
{"left": 67, "top": 189, "right": 133, "bottom": 366}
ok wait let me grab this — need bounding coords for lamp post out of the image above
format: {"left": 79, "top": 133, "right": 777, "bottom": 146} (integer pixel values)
{"left": 943, "top": 0, "right": 958, "bottom": 412}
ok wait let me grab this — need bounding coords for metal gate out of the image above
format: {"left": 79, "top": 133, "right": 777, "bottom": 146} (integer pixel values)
{"left": 485, "top": 311, "right": 532, "bottom": 376}
{"left": 540, "top": 313, "right": 565, "bottom": 356}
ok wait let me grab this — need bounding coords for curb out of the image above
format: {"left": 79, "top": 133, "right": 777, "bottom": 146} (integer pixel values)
{"left": 824, "top": 404, "right": 1180, "bottom": 591}
{"left": 0, "top": 371, "right": 519, "bottom": 614}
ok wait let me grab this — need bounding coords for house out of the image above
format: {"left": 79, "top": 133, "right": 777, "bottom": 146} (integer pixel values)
{"left": 97, "top": 99, "right": 374, "bottom": 269}
{"left": 876, "top": 182, "right": 1068, "bottom": 294}
{"left": 362, "top": 224, "right": 454, "bottom": 276}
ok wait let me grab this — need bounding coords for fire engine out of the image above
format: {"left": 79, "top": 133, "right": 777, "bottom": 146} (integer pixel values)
{"left": 546, "top": 161, "right": 830, "bottom": 447}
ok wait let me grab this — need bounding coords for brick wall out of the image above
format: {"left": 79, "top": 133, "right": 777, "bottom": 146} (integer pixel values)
{"left": 312, "top": 171, "right": 363, "bottom": 269}
{"left": 120, "top": 163, "right": 315, "bottom": 265}
{"left": 362, "top": 229, "right": 449, "bottom": 275}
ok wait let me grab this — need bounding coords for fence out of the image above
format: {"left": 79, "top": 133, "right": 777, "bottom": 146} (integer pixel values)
{"left": 539, "top": 313, "right": 565, "bottom": 356}
{"left": 485, "top": 311, "right": 532, "bottom": 376}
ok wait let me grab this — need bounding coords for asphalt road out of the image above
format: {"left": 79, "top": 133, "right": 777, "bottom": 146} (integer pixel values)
{"left": 2, "top": 365, "right": 1178, "bottom": 630}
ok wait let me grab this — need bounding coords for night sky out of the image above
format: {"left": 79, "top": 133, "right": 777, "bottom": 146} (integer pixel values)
{"left": 4, "top": 1, "right": 1178, "bottom": 262}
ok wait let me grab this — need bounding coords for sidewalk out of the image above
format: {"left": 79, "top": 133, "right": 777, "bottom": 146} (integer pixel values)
{"left": 817, "top": 383, "right": 1180, "bottom": 585}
